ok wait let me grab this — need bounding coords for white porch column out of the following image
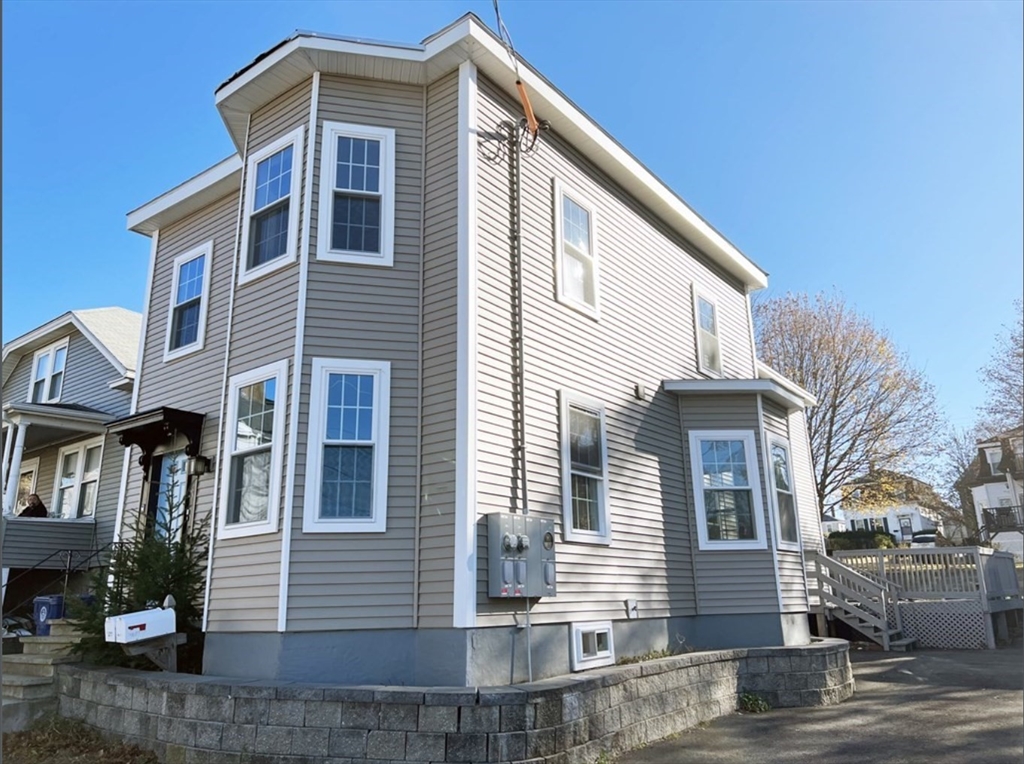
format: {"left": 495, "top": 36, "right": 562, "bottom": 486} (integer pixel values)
{"left": 2, "top": 424, "right": 27, "bottom": 515}
{"left": 1, "top": 422, "right": 14, "bottom": 501}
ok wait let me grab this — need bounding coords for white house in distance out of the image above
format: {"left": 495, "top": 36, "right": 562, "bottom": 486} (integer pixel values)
{"left": 840, "top": 470, "right": 944, "bottom": 544}
{"left": 967, "top": 427, "right": 1023, "bottom": 559}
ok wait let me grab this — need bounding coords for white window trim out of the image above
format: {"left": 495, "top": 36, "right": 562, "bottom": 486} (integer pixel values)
{"left": 217, "top": 359, "right": 289, "bottom": 540}
{"left": 316, "top": 121, "right": 396, "bottom": 266}
{"left": 692, "top": 285, "right": 722, "bottom": 378}
{"left": 51, "top": 437, "right": 104, "bottom": 519}
{"left": 767, "top": 436, "right": 801, "bottom": 551}
{"left": 688, "top": 429, "right": 767, "bottom": 551}
{"left": 559, "top": 390, "right": 612, "bottom": 545}
{"left": 163, "top": 241, "right": 214, "bottom": 362}
{"left": 570, "top": 620, "right": 615, "bottom": 671}
{"left": 986, "top": 448, "right": 1003, "bottom": 475}
{"left": 27, "top": 337, "right": 70, "bottom": 403}
{"left": 553, "top": 179, "right": 600, "bottom": 320}
{"left": 303, "top": 358, "right": 391, "bottom": 533}
{"left": 15, "top": 457, "right": 40, "bottom": 511}
{"left": 239, "top": 127, "right": 305, "bottom": 286}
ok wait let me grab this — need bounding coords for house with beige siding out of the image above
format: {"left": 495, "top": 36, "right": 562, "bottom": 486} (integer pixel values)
{"left": 116, "top": 13, "right": 823, "bottom": 686}
{"left": 2, "top": 308, "right": 141, "bottom": 610}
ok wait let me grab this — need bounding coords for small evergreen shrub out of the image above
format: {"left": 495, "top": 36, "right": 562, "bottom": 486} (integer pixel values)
{"left": 827, "top": 530, "right": 897, "bottom": 550}
{"left": 67, "top": 470, "right": 208, "bottom": 673}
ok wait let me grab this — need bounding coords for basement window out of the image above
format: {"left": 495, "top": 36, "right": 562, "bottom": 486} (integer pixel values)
{"left": 570, "top": 621, "right": 615, "bottom": 671}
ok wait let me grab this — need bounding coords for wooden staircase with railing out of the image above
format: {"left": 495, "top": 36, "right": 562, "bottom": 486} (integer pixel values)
{"left": 1, "top": 619, "right": 83, "bottom": 732}
{"left": 807, "top": 550, "right": 917, "bottom": 651}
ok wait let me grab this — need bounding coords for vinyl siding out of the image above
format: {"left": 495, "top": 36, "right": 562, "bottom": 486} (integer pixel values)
{"left": 762, "top": 398, "right": 808, "bottom": 613}
{"left": 679, "top": 395, "right": 779, "bottom": 615}
{"left": 417, "top": 71, "right": 459, "bottom": 628}
{"left": 1, "top": 516, "right": 97, "bottom": 569}
{"left": 6, "top": 331, "right": 130, "bottom": 416}
{"left": 474, "top": 74, "right": 768, "bottom": 627}
{"left": 284, "top": 75, "right": 424, "bottom": 631}
{"left": 208, "top": 78, "right": 312, "bottom": 631}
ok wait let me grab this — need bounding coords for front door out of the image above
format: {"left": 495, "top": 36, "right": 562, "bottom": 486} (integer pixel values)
{"left": 146, "top": 451, "right": 189, "bottom": 539}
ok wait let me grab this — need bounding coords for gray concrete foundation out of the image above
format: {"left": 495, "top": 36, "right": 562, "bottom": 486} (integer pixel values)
{"left": 204, "top": 612, "right": 808, "bottom": 686}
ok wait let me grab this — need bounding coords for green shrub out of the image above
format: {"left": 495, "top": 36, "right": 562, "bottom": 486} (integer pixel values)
{"left": 827, "top": 530, "right": 897, "bottom": 550}
{"left": 66, "top": 478, "right": 208, "bottom": 673}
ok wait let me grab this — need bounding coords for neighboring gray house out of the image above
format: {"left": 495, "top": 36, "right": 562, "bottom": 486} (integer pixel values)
{"left": 1, "top": 308, "right": 141, "bottom": 606}
{"left": 119, "top": 13, "right": 823, "bottom": 687}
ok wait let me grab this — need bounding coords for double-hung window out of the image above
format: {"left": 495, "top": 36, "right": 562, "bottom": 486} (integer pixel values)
{"left": 29, "top": 338, "right": 69, "bottom": 403}
{"left": 554, "top": 180, "right": 599, "bottom": 317}
{"left": 317, "top": 122, "right": 396, "bottom": 266}
{"left": 240, "top": 127, "right": 304, "bottom": 284}
{"left": 560, "top": 391, "right": 611, "bottom": 544}
{"left": 164, "top": 242, "right": 212, "bottom": 360}
{"left": 692, "top": 286, "right": 722, "bottom": 377}
{"left": 53, "top": 438, "right": 103, "bottom": 519}
{"left": 768, "top": 438, "right": 800, "bottom": 549}
{"left": 688, "top": 430, "right": 766, "bottom": 550}
{"left": 303, "top": 358, "right": 391, "bottom": 533}
{"left": 218, "top": 359, "right": 288, "bottom": 539}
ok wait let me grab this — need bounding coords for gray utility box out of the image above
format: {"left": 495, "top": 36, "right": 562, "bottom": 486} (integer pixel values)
{"left": 486, "top": 512, "right": 557, "bottom": 598}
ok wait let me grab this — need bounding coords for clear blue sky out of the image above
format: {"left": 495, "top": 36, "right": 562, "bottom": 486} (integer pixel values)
{"left": 3, "top": 0, "right": 1021, "bottom": 432}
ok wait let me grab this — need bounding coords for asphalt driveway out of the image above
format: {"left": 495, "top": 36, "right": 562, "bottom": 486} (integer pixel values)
{"left": 618, "top": 648, "right": 1024, "bottom": 764}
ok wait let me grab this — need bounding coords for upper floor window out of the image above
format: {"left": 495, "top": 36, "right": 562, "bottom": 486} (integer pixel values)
{"left": 164, "top": 242, "right": 212, "bottom": 360}
{"left": 218, "top": 359, "right": 289, "bottom": 539}
{"left": 240, "top": 127, "right": 304, "bottom": 285}
{"left": 303, "top": 358, "right": 391, "bottom": 533}
{"left": 317, "top": 122, "right": 396, "bottom": 266}
{"left": 986, "top": 448, "right": 1003, "bottom": 475}
{"left": 560, "top": 391, "right": 611, "bottom": 544}
{"left": 688, "top": 430, "right": 766, "bottom": 550}
{"left": 768, "top": 439, "right": 800, "bottom": 549}
{"left": 53, "top": 438, "right": 103, "bottom": 518}
{"left": 29, "top": 338, "right": 69, "bottom": 403}
{"left": 693, "top": 287, "right": 722, "bottom": 377}
{"left": 554, "top": 180, "right": 599, "bottom": 318}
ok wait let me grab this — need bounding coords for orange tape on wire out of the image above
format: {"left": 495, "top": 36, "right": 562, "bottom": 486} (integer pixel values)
{"left": 516, "top": 80, "right": 539, "bottom": 136}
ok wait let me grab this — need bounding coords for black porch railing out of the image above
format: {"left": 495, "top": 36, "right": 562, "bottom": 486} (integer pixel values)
{"left": 983, "top": 506, "right": 1024, "bottom": 532}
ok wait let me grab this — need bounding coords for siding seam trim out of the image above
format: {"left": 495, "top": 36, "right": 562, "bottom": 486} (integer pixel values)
{"left": 113, "top": 229, "right": 160, "bottom": 543}
{"left": 453, "top": 60, "right": 478, "bottom": 630}
{"left": 278, "top": 72, "right": 319, "bottom": 632}
{"left": 203, "top": 114, "right": 250, "bottom": 633}
{"left": 784, "top": 412, "right": 812, "bottom": 607}
{"left": 413, "top": 82, "right": 426, "bottom": 628}
{"left": 677, "top": 399, "right": 701, "bottom": 616}
{"left": 757, "top": 393, "right": 785, "bottom": 613}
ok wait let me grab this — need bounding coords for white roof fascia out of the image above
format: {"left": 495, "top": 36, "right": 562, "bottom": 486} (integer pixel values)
{"left": 2, "top": 312, "right": 127, "bottom": 388}
{"left": 664, "top": 378, "right": 806, "bottom": 412}
{"left": 126, "top": 155, "right": 243, "bottom": 235}
{"left": 756, "top": 361, "right": 818, "bottom": 407}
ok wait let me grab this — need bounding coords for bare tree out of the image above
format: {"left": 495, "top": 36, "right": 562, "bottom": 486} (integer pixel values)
{"left": 978, "top": 298, "right": 1023, "bottom": 434}
{"left": 935, "top": 425, "right": 983, "bottom": 542}
{"left": 754, "top": 292, "right": 941, "bottom": 516}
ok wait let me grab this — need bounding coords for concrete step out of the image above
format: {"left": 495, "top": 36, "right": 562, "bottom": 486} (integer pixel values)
{"left": 1, "top": 674, "right": 55, "bottom": 701}
{"left": 46, "top": 619, "right": 85, "bottom": 638}
{"left": 2, "top": 696, "right": 57, "bottom": 733}
{"left": 20, "top": 635, "right": 82, "bottom": 655}
{"left": 2, "top": 652, "right": 79, "bottom": 677}
{"left": 889, "top": 637, "right": 918, "bottom": 652}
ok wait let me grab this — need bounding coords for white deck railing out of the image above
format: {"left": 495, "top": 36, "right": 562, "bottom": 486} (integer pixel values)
{"left": 834, "top": 547, "right": 1021, "bottom": 611}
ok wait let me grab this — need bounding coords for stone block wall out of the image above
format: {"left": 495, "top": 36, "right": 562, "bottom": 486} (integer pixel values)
{"left": 56, "top": 638, "right": 852, "bottom": 763}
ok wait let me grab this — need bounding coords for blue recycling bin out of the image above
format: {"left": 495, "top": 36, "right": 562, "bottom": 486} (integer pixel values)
{"left": 33, "top": 595, "right": 65, "bottom": 636}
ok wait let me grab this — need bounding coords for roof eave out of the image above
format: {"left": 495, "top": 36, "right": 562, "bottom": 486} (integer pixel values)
{"left": 205, "top": 15, "right": 766, "bottom": 290}
{"left": 126, "top": 155, "right": 243, "bottom": 235}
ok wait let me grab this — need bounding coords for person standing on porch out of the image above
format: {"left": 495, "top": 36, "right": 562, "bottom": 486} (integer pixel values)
{"left": 19, "top": 493, "right": 46, "bottom": 518}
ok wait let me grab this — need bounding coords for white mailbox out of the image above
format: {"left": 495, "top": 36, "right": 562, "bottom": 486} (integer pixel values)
{"left": 104, "top": 608, "right": 176, "bottom": 644}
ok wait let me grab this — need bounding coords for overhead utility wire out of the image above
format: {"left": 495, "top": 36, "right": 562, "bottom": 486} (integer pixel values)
{"left": 492, "top": 0, "right": 540, "bottom": 138}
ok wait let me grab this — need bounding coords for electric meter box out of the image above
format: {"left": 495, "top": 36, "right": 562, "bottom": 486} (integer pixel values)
{"left": 104, "top": 608, "right": 176, "bottom": 644}
{"left": 487, "top": 512, "right": 557, "bottom": 598}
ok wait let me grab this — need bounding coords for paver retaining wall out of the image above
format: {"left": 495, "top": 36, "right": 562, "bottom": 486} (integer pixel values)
{"left": 56, "top": 638, "right": 852, "bottom": 764}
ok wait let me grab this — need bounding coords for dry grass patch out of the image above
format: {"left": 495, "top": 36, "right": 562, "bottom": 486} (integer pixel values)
{"left": 2, "top": 715, "right": 157, "bottom": 764}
